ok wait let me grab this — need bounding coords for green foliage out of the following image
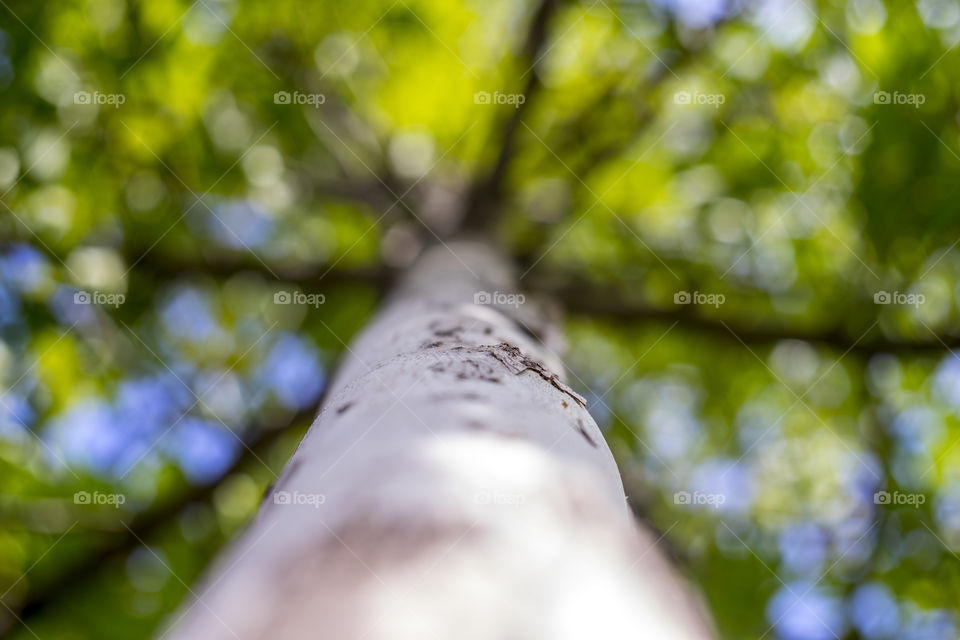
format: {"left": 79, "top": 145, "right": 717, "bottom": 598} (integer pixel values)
{"left": 3, "top": 0, "right": 960, "bottom": 638}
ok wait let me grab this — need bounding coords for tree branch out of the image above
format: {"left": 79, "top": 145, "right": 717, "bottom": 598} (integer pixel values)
{"left": 124, "top": 245, "right": 395, "bottom": 292}
{"left": 460, "top": 0, "right": 564, "bottom": 232}
{"left": 7, "top": 237, "right": 955, "bottom": 356}
{"left": 534, "top": 276, "right": 960, "bottom": 355}
{"left": 127, "top": 250, "right": 960, "bottom": 355}
{"left": 116, "top": 248, "right": 960, "bottom": 355}
{"left": 8, "top": 405, "right": 319, "bottom": 624}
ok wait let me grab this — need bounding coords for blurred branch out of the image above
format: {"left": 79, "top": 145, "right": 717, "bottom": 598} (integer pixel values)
{"left": 298, "top": 174, "right": 407, "bottom": 212}
{"left": 458, "top": 12, "right": 731, "bottom": 231}
{"left": 558, "top": 19, "right": 739, "bottom": 178}
{"left": 5, "top": 238, "right": 957, "bottom": 355}
{"left": 0, "top": 237, "right": 395, "bottom": 291}
{"left": 534, "top": 275, "right": 960, "bottom": 355}
{"left": 7, "top": 405, "right": 319, "bottom": 625}
{"left": 255, "top": 36, "right": 418, "bottom": 219}
{"left": 123, "top": 249, "right": 960, "bottom": 355}
{"left": 298, "top": 104, "right": 420, "bottom": 220}
{"left": 546, "top": 49, "right": 688, "bottom": 178}
{"left": 460, "top": 0, "right": 565, "bottom": 232}
{"left": 848, "top": 402, "right": 896, "bottom": 599}
{"left": 123, "top": 245, "right": 396, "bottom": 291}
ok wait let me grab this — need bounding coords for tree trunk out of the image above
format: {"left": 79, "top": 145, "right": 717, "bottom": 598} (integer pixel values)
{"left": 162, "top": 241, "right": 715, "bottom": 640}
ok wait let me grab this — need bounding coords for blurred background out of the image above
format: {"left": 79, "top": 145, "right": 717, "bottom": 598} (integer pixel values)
{"left": 1, "top": 0, "right": 960, "bottom": 638}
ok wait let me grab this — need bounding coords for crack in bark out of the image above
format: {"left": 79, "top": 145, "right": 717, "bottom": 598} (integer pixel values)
{"left": 480, "top": 343, "right": 586, "bottom": 408}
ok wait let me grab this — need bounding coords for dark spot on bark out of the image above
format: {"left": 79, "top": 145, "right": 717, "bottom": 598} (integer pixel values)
{"left": 447, "top": 354, "right": 504, "bottom": 384}
{"left": 336, "top": 401, "right": 355, "bottom": 415}
{"left": 465, "top": 419, "right": 486, "bottom": 430}
{"left": 428, "top": 392, "right": 487, "bottom": 402}
{"left": 576, "top": 419, "right": 598, "bottom": 448}
{"left": 455, "top": 373, "right": 500, "bottom": 383}
{"left": 561, "top": 400, "right": 568, "bottom": 408}
{"left": 421, "top": 341, "right": 444, "bottom": 349}
{"left": 483, "top": 326, "right": 493, "bottom": 335}
{"left": 263, "top": 457, "right": 304, "bottom": 506}
{"left": 428, "top": 320, "right": 464, "bottom": 338}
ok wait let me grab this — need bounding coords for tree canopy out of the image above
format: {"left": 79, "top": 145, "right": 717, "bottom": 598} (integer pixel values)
{"left": 2, "top": 0, "right": 960, "bottom": 638}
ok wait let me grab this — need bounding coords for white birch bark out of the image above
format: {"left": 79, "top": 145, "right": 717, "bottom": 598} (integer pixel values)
{"left": 162, "top": 241, "right": 715, "bottom": 640}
